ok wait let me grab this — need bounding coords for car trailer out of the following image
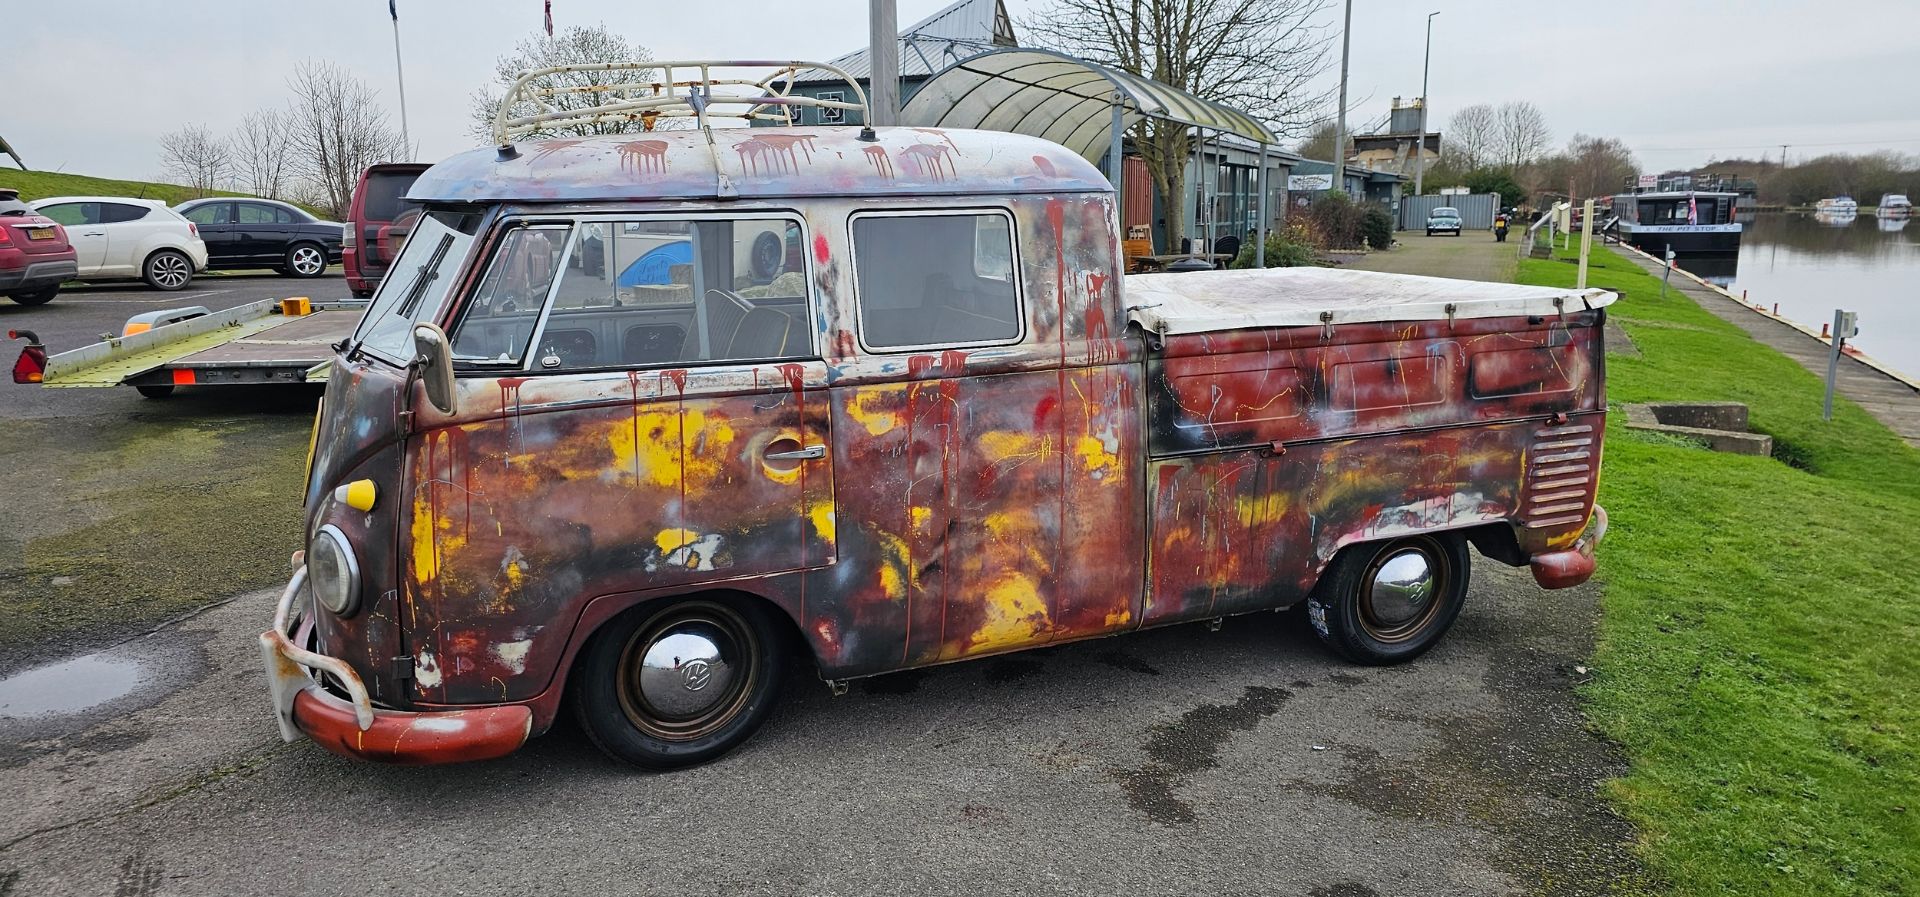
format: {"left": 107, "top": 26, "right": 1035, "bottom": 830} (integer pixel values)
{"left": 9, "top": 297, "right": 367, "bottom": 397}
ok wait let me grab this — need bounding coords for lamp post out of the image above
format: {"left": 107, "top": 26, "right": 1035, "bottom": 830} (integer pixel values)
{"left": 1332, "top": 0, "right": 1352, "bottom": 196}
{"left": 868, "top": 0, "right": 900, "bottom": 126}
{"left": 1415, "top": 10, "right": 1438, "bottom": 197}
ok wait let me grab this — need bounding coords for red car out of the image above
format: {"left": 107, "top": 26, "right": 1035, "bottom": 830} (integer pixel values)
{"left": 0, "top": 189, "right": 78, "bottom": 305}
{"left": 343, "top": 163, "right": 427, "bottom": 298}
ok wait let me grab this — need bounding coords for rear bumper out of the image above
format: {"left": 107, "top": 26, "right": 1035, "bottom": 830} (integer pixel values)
{"left": 1529, "top": 505, "right": 1609, "bottom": 589}
{"left": 260, "top": 568, "right": 531, "bottom": 764}
{"left": 0, "top": 259, "right": 79, "bottom": 291}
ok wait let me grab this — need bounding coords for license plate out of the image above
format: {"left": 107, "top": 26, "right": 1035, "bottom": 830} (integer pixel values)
{"left": 24, "top": 226, "right": 54, "bottom": 241}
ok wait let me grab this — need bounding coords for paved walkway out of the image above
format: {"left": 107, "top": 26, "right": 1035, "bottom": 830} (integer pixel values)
{"left": 1614, "top": 248, "right": 1920, "bottom": 448}
{"left": 1344, "top": 231, "right": 1518, "bottom": 282}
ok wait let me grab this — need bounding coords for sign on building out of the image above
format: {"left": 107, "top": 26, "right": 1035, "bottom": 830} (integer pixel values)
{"left": 1637, "top": 174, "right": 1658, "bottom": 190}
{"left": 1287, "top": 174, "right": 1334, "bottom": 191}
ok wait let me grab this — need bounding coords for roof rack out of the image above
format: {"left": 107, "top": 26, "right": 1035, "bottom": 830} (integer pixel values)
{"left": 490, "top": 59, "right": 872, "bottom": 146}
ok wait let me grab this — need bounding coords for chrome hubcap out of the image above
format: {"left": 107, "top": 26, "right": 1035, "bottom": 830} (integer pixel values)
{"left": 152, "top": 255, "right": 188, "bottom": 288}
{"left": 636, "top": 622, "right": 737, "bottom": 719}
{"left": 292, "top": 247, "right": 323, "bottom": 274}
{"left": 1360, "top": 545, "right": 1442, "bottom": 642}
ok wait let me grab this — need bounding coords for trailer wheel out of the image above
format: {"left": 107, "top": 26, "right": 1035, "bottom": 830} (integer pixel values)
{"left": 571, "top": 595, "right": 787, "bottom": 769}
{"left": 1305, "top": 533, "right": 1470, "bottom": 665}
{"left": 135, "top": 384, "right": 175, "bottom": 399}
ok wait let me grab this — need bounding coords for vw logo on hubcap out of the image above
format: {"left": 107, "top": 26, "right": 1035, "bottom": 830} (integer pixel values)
{"left": 681, "top": 659, "right": 713, "bottom": 691}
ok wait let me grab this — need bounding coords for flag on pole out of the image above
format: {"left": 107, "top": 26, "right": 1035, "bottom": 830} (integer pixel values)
{"left": 545, "top": 0, "right": 553, "bottom": 36}
{"left": 1687, "top": 194, "right": 1698, "bottom": 225}
{"left": 389, "top": 0, "right": 397, "bottom": 21}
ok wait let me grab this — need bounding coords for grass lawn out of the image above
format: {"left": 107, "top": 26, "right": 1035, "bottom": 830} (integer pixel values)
{"left": 1517, "top": 245, "right": 1920, "bottom": 894}
{"left": 0, "top": 168, "right": 260, "bottom": 206}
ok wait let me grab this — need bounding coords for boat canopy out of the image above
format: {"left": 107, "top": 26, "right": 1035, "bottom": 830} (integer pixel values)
{"left": 1124, "top": 268, "right": 1616, "bottom": 335}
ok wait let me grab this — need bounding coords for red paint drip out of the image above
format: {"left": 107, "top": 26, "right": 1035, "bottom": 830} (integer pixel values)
{"left": 813, "top": 233, "right": 831, "bottom": 265}
{"left": 907, "top": 354, "right": 938, "bottom": 378}
{"left": 1033, "top": 394, "right": 1058, "bottom": 428}
{"left": 776, "top": 362, "right": 806, "bottom": 399}
{"left": 661, "top": 368, "right": 688, "bottom": 396}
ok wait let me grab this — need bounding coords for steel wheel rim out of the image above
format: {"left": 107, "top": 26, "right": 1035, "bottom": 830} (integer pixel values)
{"left": 292, "top": 246, "right": 324, "bottom": 274}
{"left": 1357, "top": 537, "right": 1448, "bottom": 643}
{"left": 615, "top": 602, "right": 758, "bottom": 742}
{"left": 152, "top": 254, "right": 189, "bottom": 288}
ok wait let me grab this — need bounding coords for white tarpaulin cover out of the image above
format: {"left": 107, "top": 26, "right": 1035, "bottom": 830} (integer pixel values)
{"left": 1124, "top": 268, "right": 1617, "bottom": 335}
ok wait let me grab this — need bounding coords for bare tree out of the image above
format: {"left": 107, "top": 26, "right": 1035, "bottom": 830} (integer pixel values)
{"left": 1495, "top": 101, "right": 1551, "bottom": 170}
{"left": 1562, "top": 134, "right": 1638, "bottom": 200}
{"left": 1024, "top": 0, "right": 1335, "bottom": 249}
{"left": 469, "top": 23, "right": 661, "bottom": 141}
{"left": 231, "top": 108, "right": 294, "bottom": 200}
{"left": 158, "top": 124, "right": 234, "bottom": 197}
{"left": 284, "top": 60, "right": 404, "bottom": 218}
{"left": 1293, "top": 120, "right": 1339, "bottom": 161}
{"left": 1446, "top": 104, "right": 1498, "bottom": 170}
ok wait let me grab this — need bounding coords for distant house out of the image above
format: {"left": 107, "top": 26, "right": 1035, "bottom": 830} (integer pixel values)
{"left": 1351, "top": 97, "right": 1440, "bottom": 182}
{"left": 756, "top": 0, "right": 1017, "bottom": 128}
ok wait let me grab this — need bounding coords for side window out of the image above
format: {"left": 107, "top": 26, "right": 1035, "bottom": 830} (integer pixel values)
{"left": 37, "top": 203, "right": 93, "bottom": 226}
{"left": 183, "top": 203, "right": 230, "bottom": 226}
{"left": 455, "top": 216, "right": 811, "bottom": 374}
{"left": 235, "top": 203, "right": 275, "bottom": 225}
{"left": 448, "top": 224, "right": 572, "bottom": 367}
{"left": 353, "top": 211, "right": 478, "bottom": 363}
{"left": 852, "top": 212, "right": 1021, "bottom": 351}
{"left": 273, "top": 206, "right": 299, "bottom": 224}
{"left": 98, "top": 203, "right": 151, "bottom": 224}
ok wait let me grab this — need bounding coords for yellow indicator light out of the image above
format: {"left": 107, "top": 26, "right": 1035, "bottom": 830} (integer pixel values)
{"left": 122, "top": 321, "right": 152, "bottom": 337}
{"left": 334, "top": 479, "right": 377, "bottom": 512}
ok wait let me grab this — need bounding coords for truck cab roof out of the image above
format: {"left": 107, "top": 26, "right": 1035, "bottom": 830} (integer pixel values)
{"left": 407, "top": 126, "right": 1110, "bottom": 205}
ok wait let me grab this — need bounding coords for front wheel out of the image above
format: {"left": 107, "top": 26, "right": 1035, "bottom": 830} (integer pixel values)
{"left": 572, "top": 596, "right": 787, "bottom": 769}
{"left": 143, "top": 250, "right": 193, "bottom": 291}
{"left": 285, "top": 243, "right": 327, "bottom": 278}
{"left": 1306, "top": 533, "right": 1470, "bottom": 665}
{"left": 7, "top": 285, "right": 58, "bottom": 306}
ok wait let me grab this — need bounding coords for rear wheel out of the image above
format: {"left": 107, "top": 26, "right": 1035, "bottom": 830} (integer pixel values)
{"left": 143, "top": 250, "right": 193, "bottom": 291}
{"left": 572, "top": 595, "right": 787, "bottom": 769}
{"left": 1305, "top": 534, "right": 1470, "bottom": 665}
{"left": 7, "top": 285, "right": 58, "bottom": 306}
{"left": 285, "top": 243, "right": 327, "bottom": 278}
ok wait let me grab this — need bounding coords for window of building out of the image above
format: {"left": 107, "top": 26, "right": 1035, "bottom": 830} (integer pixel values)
{"left": 852, "top": 211, "right": 1021, "bottom": 351}
{"left": 817, "top": 90, "right": 845, "bottom": 125}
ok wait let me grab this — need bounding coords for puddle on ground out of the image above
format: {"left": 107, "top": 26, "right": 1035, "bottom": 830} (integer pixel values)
{"left": 0, "top": 654, "right": 149, "bottom": 719}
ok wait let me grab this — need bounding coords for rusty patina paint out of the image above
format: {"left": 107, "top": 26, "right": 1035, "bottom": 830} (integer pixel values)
{"left": 290, "top": 126, "right": 1607, "bottom": 757}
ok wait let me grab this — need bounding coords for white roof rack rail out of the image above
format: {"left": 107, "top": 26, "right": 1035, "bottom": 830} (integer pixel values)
{"left": 490, "top": 59, "right": 872, "bottom": 146}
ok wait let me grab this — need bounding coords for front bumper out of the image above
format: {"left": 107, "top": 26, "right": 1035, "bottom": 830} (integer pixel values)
{"left": 1529, "top": 505, "right": 1609, "bottom": 589}
{"left": 260, "top": 568, "right": 532, "bottom": 764}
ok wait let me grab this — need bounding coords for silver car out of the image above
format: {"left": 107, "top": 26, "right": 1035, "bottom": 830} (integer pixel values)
{"left": 1426, "top": 207, "right": 1463, "bottom": 237}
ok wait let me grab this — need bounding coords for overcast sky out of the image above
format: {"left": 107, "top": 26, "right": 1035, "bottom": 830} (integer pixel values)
{"left": 6, "top": 0, "right": 1917, "bottom": 182}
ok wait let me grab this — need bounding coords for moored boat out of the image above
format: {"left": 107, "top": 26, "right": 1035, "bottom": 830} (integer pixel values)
{"left": 1877, "top": 194, "right": 1914, "bottom": 218}
{"left": 1816, "top": 196, "right": 1859, "bottom": 214}
{"left": 1608, "top": 190, "right": 1742, "bottom": 255}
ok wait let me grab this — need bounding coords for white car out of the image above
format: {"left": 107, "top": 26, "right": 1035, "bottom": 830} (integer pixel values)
{"left": 30, "top": 196, "right": 209, "bottom": 290}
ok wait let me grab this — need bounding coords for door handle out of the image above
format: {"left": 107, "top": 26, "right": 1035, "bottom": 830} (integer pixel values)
{"left": 82, "top": 231, "right": 105, "bottom": 236}
{"left": 764, "top": 443, "right": 825, "bottom": 461}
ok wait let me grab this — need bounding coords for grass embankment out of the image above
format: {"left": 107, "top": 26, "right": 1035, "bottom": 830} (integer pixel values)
{"left": 1518, "top": 246, "right": 1920, "bottom": 894}
{"left": 0, "top": 169, "right": 256, "bottom": 205}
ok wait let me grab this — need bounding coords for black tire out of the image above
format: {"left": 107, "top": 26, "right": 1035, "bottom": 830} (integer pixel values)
{"left": 143, "top": 250, "right": 194, "bottom": 291}
{"left": 1305, "top": 533, "right": 1470, "bottom": 665}
{"left": 285, "top": 243, "right": 328, "bottom": 278}
{"left": 135, "top": 384, "right": 175, "bottom": 399}
{"left": 350, "top": 288, "right": 374, "bottom": 299}
{"left": 572, "top": 595, "right": 787, "bottom": 769}
{"left": 8, "top": 285, "right": 58, "bottom": 306}
{"left": 1426, "top": 229, "right": 1433, "bottom": 237}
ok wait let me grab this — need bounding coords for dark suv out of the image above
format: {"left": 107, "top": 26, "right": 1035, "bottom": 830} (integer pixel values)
{"left": 344, "top": 163, "right": 428, "bottom": 297}
{"left": 0, "top": 189, "right": 78, "bottom": 305}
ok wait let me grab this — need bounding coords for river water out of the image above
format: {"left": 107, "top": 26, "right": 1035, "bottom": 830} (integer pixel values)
{"left": 1678, "top": 213, "right": 1919, "bottom": 378}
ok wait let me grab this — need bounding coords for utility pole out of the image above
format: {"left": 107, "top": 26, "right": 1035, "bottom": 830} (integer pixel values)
{"left": 1415, "top": 10, "right": 1438, "bottom": 197}
{"left": 1332, "top": 0, "right": 1353, "bottom": 195}
{"left": 868, "top": 0, "right": 900, "bottom": 127}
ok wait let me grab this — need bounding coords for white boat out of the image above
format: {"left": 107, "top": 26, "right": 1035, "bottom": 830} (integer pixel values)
{"left": 1816, "top": 196, "right": 1859, "bottom": 213}
{"left": 1877, "top": 194, "right": 1914, "bottom": 217}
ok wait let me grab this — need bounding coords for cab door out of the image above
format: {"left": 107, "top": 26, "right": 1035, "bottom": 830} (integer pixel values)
{"left": 402, "top": 214, "right": 835, "bottom": 705}
{"left": 35, "top": 201, "right": 107, "bottom": 271}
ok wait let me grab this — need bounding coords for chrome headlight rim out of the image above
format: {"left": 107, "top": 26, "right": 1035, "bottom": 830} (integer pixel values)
{"left": 310, "top": 523, "right": 362, "bottom": 617}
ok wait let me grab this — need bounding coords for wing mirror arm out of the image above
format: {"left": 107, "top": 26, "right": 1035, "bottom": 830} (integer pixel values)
{"left": 411, "top": 323, "right": 457, "bottom": 416}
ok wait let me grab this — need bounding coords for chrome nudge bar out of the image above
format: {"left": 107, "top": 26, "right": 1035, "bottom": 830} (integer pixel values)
{"left": 490, "top": 59, "right": 872, "bottom": 145}
{"left": 258, "top": 567, "right": 376, "bottom": 737}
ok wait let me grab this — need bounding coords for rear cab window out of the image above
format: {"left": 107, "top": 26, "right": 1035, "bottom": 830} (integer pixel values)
{"left": 447, "top": 214, "right": 813, "bottom": 373}
{"left": 851, "top": 210, "right": 1021, "bottom": 351}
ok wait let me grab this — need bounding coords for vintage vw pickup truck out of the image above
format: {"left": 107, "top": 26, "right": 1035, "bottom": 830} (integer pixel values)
{"left": 262, "top": 61, "right": 1611, "bottom": 768}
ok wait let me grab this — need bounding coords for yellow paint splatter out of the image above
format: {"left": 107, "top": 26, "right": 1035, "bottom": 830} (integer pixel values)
{"left": 910, "top": 506, "right": 932, "bottom": 530}
{"left": 410, "top": 491, "right": 437, "bottom": 582}
{"left": 968, "top": 572, "right": 1050, "bottom": 651}
{"left": 1075, "top": 435, "right": 1120, "bottom": 477}
{"left": 845, "top": 385, "right": 906, "bottom": 436}
{"left": 978, "top": 430, "right": 1047, "bottom": 462}
{"left": 655, "top": 527, "right": 700, "bottom": 553}
{"left": 1235, "top": 491, "right": 1289, "bottom": 528}
{"left": 809, "top": 501, "right": 837, "bottom": 546}
{"left": 605, "top": 408, "right": 736, "bottom": 489}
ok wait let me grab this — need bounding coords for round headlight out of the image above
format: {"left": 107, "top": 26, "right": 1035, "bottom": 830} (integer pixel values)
{"left": 309, "top": 524, "right": 361, "bottom": 616}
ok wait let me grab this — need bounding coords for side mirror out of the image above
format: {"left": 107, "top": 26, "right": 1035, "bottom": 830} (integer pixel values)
{"left": 411, "top": 323, "right": 457, "bottom": 416}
